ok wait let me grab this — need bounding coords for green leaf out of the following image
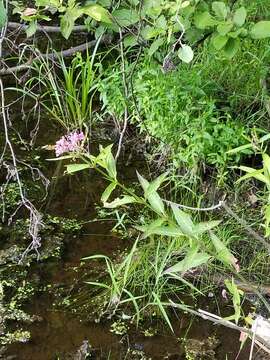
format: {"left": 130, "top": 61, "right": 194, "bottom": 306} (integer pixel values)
{"left": 104, "top": 195, "right": 137, "bottom": 208}
{"left": 164, "top": 246, "right": 210, "bottom": 274}
{"left": 238, "top": 166, "right": 270, "bottom": 185}
{"left": 124, "top": 34, "right": 138, "bottom": 48}
{"left": 193, "top": 220, "right": 221, "bottom": 235}
{"left": 217, "top": 22, "right": 233, "bottom": 36}
{"left": 0, "top": 0, "right": 7, "bottom": 27}
{"left": 83, "top": 4, "right": 112, "bottom": 23}
{"left": 194, "top": 11, "right": 217, "bottom": 29}
{"left": 26, "top": 20, "right": 37, "bottom": 37}
{"left": 66, "top": 163, "right": 91, "bottom": 173}
{"left": 250, "top": 21, "right": 270, "bottom": 39}
{"left": 101, "top": 182, "right": 117, "bottom": 203}
{"left": 171, "top": 204, "right": 194, "bottom": 238}
{"left": 224, "top": 278, "right": 243, "bottom": 324}
{"left": 210, "top": 232, "right": 239, "bottom": 271}
{"left": 148, "top": 37, "right": 164, "bottom": 56}
{"left": 137, "top": 171, "right": 166, "bottom": 215}
{"left": 112, "top": 8, "right": 139, "bottom": 27}
{"left": 211, "top": 33, "right": 228, "bottom": 50}
{"left": 223, "top": 37, "right": 240, "bottom": 58}
{"left": 136, "top": 221, "right": 183, "bottom": 238}
{"left": 233, "top": 7, "right": 246, "bottom": 27}
{"left": 177, "top": 45, "right": 194, "bottom": 63}
{"left": 212, "top": 2, "right": 227, "bottom": 19}
{"left": 60, "top": 7, "right": 82, "bottom": 39}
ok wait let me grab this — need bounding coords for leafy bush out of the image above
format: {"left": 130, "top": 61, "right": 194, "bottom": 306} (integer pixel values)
{"left": 99, "top": 57, "right": 250, "bottom": 172}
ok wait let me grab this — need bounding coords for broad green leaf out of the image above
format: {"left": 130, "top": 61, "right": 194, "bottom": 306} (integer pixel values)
{"left": 124, "top": 34, "right": 138, "bottom": 48}
{"left": 148, "top": 37, "right": 164, "bottom": 56}
{"left": 210, "top": 232, "right": 239, "bottom": 271}
{"left": 60, "top": 7, "right": 82, "bottom": 39}
{"left": 66, "top": 163, "right": 91, "bottom": 173}
{"left": 141, "top": 25, "right": 165, "bottom": 40}
{"left": 164, "top": 247, "right": 210, "bottom": 274}
{"left": 148, "top": 192, "right": 165, "bottom": 215}
{"left": 112, "top": 8, "right": 139, "bottom": 27}
{"left": 233, "top": 7, "right": 246, "bottom": 27}
{"left": 0, "top": 0, "right": 7, "bottom": 27}
{"left": 171, "top": 204, "right": 194, "bottom": 237}
{"left": 211, "top": 33, "right": 228, "bottom": 50}
{"left": 101, "top": 182, "right": 117, "bottom": 203}
{"left": 193, "top": 220, "right": 221, "bottom": 235}
{"left": 83, "top": 4, "right": 112, "bottom": 23}
{"left": 250, "top": 21, "right": 270, "bottom": 39}
{"left": 104, "top": 195, "right": 137, "bottom": 208}
{"left": 223, "top": 37, "right": 240, "bottom": 58}
{"left": 26, "top": 20, "right": 37, "bottom": 37}
{"left": 212, "top": 2, "right": 227, "bottom": 19}
{"left": 217, "top": 22, "right": 233, "bottom": 35}
{"left": 177, "top": 45, "right": 194, "bottom": 63}
{"left": 194, "top": 11, "right": 217, "bottom": 29}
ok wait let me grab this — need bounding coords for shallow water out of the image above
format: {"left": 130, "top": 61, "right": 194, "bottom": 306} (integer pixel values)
{"left": 3, "top": 156, "right": 252, "bottom": 360}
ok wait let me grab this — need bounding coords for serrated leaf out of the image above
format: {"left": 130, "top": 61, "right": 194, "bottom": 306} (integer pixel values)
{"left": 66, "top": 163, "right": 91, "bottom": 173}
{"left": 250, "top": 21, "right": 270, "bottom": 39}
{"left": 233, "top": 7, "right": 246, "bottom": 27}
{"left": 212, "top": 2, "right": 227, "bottom": 19}
{"left": 178, "top": 45, "right": 194, "bottom": 63}
{"left": 83, "top": 4, "right": 112, "bottom": 23}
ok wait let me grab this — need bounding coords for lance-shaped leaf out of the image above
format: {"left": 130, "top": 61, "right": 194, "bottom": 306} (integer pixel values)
{"left": 171, "top": 203, "right": 195, "bottom": 238}
{"left": 104, "top": 195, "right": 137, "bottom": 208}
{"left": 136, "top": 219, "right": 183, "bottom": 239}
{"left": 193, "top": 220, "right": 221, "bottom": 236}
{"left": 66, "top": 163, "right": 91, "bottom": 173}
{"left": 164, "top": 246, "right": 210, "bottom": 274}
{"left": 210, "top": 232, "right": 239, "bottom": 271}
{"left": 101, "top": 182, "right": 117, "bottom": 203}
{"left": 137, "top": 171, "right": 165, "bottom": 215}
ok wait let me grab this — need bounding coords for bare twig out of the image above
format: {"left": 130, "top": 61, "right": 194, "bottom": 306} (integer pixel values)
{"left": 0, "top": 35, "right": 112, "bottom": 75}
{"left": 7, "top": 22, "right": 87, "bottom": 33}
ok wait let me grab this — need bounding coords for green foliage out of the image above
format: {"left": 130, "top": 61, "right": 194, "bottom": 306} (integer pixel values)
{"left": 99, "top": 57, "right": 249, "bottom": 173}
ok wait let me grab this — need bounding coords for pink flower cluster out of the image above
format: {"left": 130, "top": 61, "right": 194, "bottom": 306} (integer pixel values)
{"left": 55, "top": 131, "right": 85, "bottom": 157}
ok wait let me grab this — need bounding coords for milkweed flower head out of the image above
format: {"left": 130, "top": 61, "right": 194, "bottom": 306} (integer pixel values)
{"left": 55, "top": 131, "right": 85, "bottom": 157}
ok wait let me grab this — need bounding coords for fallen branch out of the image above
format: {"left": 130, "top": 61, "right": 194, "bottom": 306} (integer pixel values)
{"left": 7, "top": 21, "right": 87, "bottom": 33}
{"left": 0, "top": 35, "right": 112, "bottom": 75}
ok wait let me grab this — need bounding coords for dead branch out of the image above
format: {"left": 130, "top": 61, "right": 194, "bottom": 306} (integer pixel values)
{"left": 7, "top": 22, "right": 87, "bottom": 33}
{"left": 0, "top": 35, "right": 112, "bottom": 75}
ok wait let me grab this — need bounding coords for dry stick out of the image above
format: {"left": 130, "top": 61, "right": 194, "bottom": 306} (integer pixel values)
{"left": 222, "top": 202, "right": 270, "bottom": 254}
{"left": 169, "top": 301, "right": 270, "bottom": 353}
{"left": 115, "top": 28, "right": 129, "bottom": 160}
{"left": 0, "top": 36, "right": 111, "bottom": 75}
{"left": 7, "top": 22, "right": 87, "bottom": 33}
